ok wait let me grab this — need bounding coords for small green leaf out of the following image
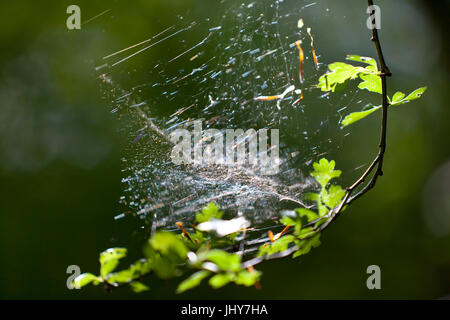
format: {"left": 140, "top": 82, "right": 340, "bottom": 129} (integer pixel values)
{"left": 318, "top": 62, "right": 360, "bottom": 92}
{"left": 99, "top": 248, "right": 127, "bottom": 278}
{"left": 311, "top": 158, "right": 341, "bottom": 188}
{"left": 318, "top": 56, "right": 378, "bottom": 92}
{"left": 390, "top": 87, "right": 426, "bottom": 106}
{"left": 130, "top": 281, "right": 149, "bottom": 293}
{"left": 358, "top": 73, "right": 382, "bottom": 94}
{"left": 391, "top": 91, "right": 405, "bottom": 104}
{"left": 341, "top": 105, "right": 381, "bottom": 127}
{"left": 209, "top": 273, "right": 233, "bottom": 289}
{"left": 296, "top": 208, "right": 319, "bottom": 222}
{"left": 147, "top": 251, "right": 178, "bottom": 279}
{"left": 150, "top": 232, "right": 188, "bottom": 259}
{"left": 205, "top": 250, "right": 241, "bottom": 272}
{"left": 195, "top": 202, "right": 224, "bottom": 223}
{"left": 303, "top": 192, "right": 319, "bottom": 202}
{"left": 280, "top": 211, "right": 303, "bottom": 235}
{"left": 107, "top": 258, "right": 152, "bottom": 284}
{"left": 403, "top": 87, "right": 427, "bottom": 102}
{"left": 258, "top": 235, "right": 296, "bottom": 257}
{"left": 176, "top": 270, "right": 211, "bottom": 293}
{"left": 346, "top": 55, "right": 378, "bottom": 70}
{"left": 73, "top": 273, "right": 100, "bottom": 289}
{"left": 322, "top": 185, "right": 346, "bottom": 208}
{"left": 280, "top": 215, "right": 296, "bottom": 227}
{"left": 293, "top": 234, "right": 321, "bottom": 258}
{"left": 235, "top": 270, "right": 262, "bottom": 287}
{"left": 107, "top": 269, "right": 133, "bottom": 284}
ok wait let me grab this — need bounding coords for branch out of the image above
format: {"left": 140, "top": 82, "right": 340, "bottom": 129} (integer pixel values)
{"left": 240, "top": 0, "right": 393, "bottom": 267}
{"left": 313, "top": 0, "right": 392, "bottom": 227}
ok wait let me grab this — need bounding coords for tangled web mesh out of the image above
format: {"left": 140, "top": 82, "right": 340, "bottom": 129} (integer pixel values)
{"left": 97, "top": 0, "right": 363, "bottom": 235}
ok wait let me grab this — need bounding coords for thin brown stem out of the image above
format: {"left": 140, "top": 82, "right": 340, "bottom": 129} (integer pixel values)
{"left": 240, "top": 0, "right": 392, "bottom": 268}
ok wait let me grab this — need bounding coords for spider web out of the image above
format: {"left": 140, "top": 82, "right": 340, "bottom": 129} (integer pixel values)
{"left": 97, "top": 0, "right": 364, "bottom": 235}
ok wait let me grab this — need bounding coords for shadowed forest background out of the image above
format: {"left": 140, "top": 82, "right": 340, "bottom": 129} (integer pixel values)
{"left": 0, "top": 0, "right": 449, "bottom": 299}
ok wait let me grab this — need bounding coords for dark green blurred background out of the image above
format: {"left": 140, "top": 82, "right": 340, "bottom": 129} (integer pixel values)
{"left": 0, "top": 0, "right": 449, "bottom": 299}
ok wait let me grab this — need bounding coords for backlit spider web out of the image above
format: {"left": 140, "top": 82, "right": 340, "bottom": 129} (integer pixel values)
{"left": 97, "top": 0, "right": 364, "bottom": 235}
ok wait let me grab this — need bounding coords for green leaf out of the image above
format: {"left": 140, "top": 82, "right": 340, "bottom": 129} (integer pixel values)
{"left": 296, "top": 208, "right": 319, "bottom": 222}
{"left": 150, "top": 232, "right": 188, "bottom": 259}
{"left": 107, "top": 259, "right": 152, "bottom": 284}
{"left": 176, "top": 270, "right": 211, "bottom": 294}
{"left": 195, "top": 202, "right": 224, "bottom": 223}
{"left": 390, "top": 87, "right": 426, "bottom": 106}
{"left": 303, "top": 192, "right": 319, "bottom": 202}
{"left": 346, "top": 55, "right": 378, "bottom": 70}
{"left": 293, "top": 234, "right": 321, "bottom": 258}
{"left": 281, "top": 211, "right": 303, "bottom": 235}
{"left": 358, "top": 73, "right": 382, "bottom": 94}
{"left": 129, "top": 259, "right": 152, "bottom": 275}
{"left": 235, "top": 270, "right": 262, "bottom": 287}
{"left": 73, "top": 273, "right": 100, "bottom": 289}
{"left": 403, "top": 87, "right": 427, "bottom": 102}
{"left": 107, "top": 269, "right": 133, "bottom": 284}
{"left": 280, "top": 216, "right": 296, "bottom": 227}
{"left": 258, "top": 235, "right": 296, "bottom": 257}
{"left": 391, "top": 91, "right": 405, "bottom": 104}
{"left": 205, "top": 250, "right": 241, "bottom": 272}
{"left": 318, "top": 56, "right": 378, "bottom": 92}
{"left": 341, "top": 105, "right": 381, "bottom": 127}
{"left": 311, "top": 158, "right": 341, "bottom": 188}
{"left": 318, "top": 62, "right": 360, "bottom": 92}
{"left": 130, "top": 281, "right": 149, "bottom": 293}
{"left": 322, "top": 185, "right": 346, "bottom": 208}
{"left": 99, "top": 248, "right": 127, "bottom": 278}
{"left": 209, "top": 273, "right": 233, "bottom": 289}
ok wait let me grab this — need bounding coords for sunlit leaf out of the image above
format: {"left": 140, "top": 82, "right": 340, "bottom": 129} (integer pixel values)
{"left": 107, "top": 269, "right": 133, "bottom": 284}
{"left": 148, "top": 252, "right": 178, "bottom": 279}
{"left": 235, "top": 270, "right": 262, "bottom": 287}
{"left": 341, "top": 105, "right": 381, "bottom": 127}
{"left": 303, "top": 192, "right": 319, "bottom": 202}
{"left": 311, "top": 158, "right": 341, "bottom": 188}
{"left": 318, "top": 62, "right": 360, "bottom": 92}
{"left": 293, "top": 234, "right": 321, "bottom": 258}
{"left": 107, "top": 259, "right": 152, "bottom": 284}
{"left": 130, "top": 281, "right": 149, "bottom": 293}
{"left": 99, "top": 248, "right": 127, "bottom": 278}
{"left": 404, "top": 87, "right": 427, "bottom": 101}
{"left": 280, "top": 215, "right": 296, "bottom": 227}
{"left": 390, "top": 87, "right": 427, "bottom": 106}
{"left": 209, "top": 273, "right": 233, "bottom": 289}
{"left": 391, "top": 91, "right": 405, "bottom": 104}
{"left": 195, "top": 202, "right": 224, "bottom": 223}
{"left": 258, "top": 235, "right": 296, "bottom": 257}
{"left": 176, "top": 270, "right": 211, "bottom": 294}
{"left": 73, "top": 273, "right": 100, "bottom": 289}
{"left": 346, "top": 54, "right": 378, "bottom": 70}
{"left": 296, "top": 208, "right": 319, "bottom": 222}
{"left": 205, "top": 250, "right": 241, "bottom": 272}
{"left": 322, "top": 185, "right": 346, "bottom": 208}
{"left": 150, "top": 232, "right": 188, "bottom": 259}
{"left": 358, "top": 73, "right": 382, "bottom": 94}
